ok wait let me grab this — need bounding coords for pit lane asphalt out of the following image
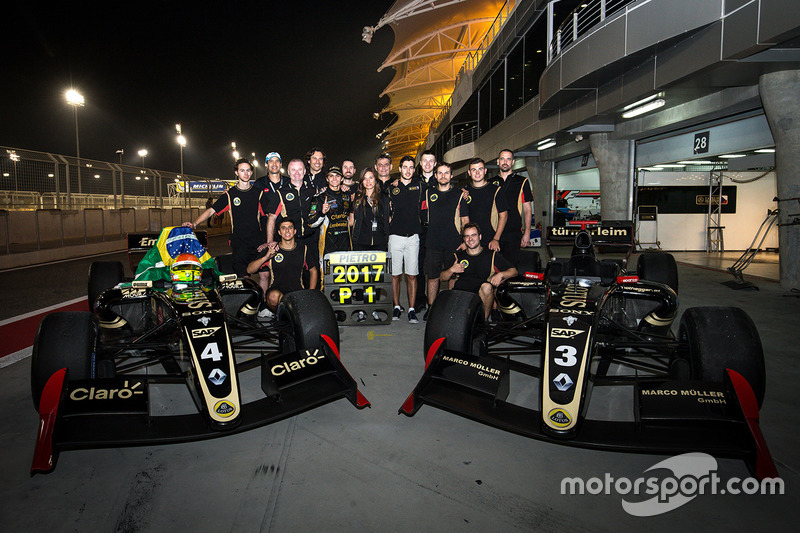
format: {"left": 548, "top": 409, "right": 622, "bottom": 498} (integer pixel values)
{"left": 0, "top": 252, "right": 797, "bottom": 531}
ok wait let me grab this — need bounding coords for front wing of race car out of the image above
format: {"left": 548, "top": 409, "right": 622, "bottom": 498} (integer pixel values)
{"left": 32, "top": 334, "right": 369, "bottom": 474}
{"left": 400, "top": 341, "right": 778, "bottom": 480}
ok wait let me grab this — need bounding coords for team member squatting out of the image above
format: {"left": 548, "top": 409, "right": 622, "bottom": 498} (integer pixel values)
{"left": 440, "top": 222, "right": 517, "bottom": 320}
{"left": 247, "top": 218, "right": 318, "bottom": 315}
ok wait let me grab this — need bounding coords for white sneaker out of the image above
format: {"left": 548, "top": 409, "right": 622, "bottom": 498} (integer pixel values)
{"left": 258, "top": 307, "right": 275, "bottom": 319}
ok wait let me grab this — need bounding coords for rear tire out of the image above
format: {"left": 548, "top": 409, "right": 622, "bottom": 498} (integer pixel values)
{"left": 88, "top": 261, "right": 124, "bottom": 311}
{"left": 677, "top": 306, "right": 766, "bottom": 407}
{"left": 31, "top": 312, "right": 96, "bottom": 411}
{"left": 637, "top": 252, "right": 678, "bottom": 294}
{"left": 424, "top": 290, "right": 485, "bottom": 359}
{"left": 278, "top": 290, "right": 339, "bottom": 354}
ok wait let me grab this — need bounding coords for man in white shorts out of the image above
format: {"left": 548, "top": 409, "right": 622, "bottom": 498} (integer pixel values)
{"left": 387, "top": 155, "right": 425, "bottom": 323}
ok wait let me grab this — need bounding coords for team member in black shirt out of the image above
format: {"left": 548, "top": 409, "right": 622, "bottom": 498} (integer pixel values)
{"left": 490, "top": 149, "right": 533, "bottom": 267}
{"left": 319, "top": 166, "right": 353, "bottom": 256}
{"left": 265, "top": 159, "right": 324, "bottom": 288}
{"left": 185, "top": 158, "right": 270, "bottom": 282}
{"left": 388, "top": 155, "right": 425, "bottom": 323}
{"left": 304, "top": 147, "right": 327, "bottom": 192}
{"left": 247, "top": 219, "right": 318, "bottom": 314}
{"left": 420, "top": 162, "right": 469, "bottom": 319}
{"left": 465, "top": 157, "right": 508, "bottom": 251}
{"left": 440, "top": 222, "right": 517, "bottom": 320}
{"left": 350, "top": 167, "right": 389, "bottom": 251}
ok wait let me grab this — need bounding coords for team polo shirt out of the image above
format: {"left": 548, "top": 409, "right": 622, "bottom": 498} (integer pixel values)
{"left": 422, "top": 186, "right": 469, "bottom": 251}
{"left": 465, "top": 181, "right": 509, "bottom": 246}
{"left": 266, "top": 183, "right": 323, "bottom": 239}
{"left": 452, "top": 248, "right": 513, "bottom": 293}
{"left": 491, "top": 173, "right": 533, "bottom": 239}
{"left": 212, "top": 185, "right": 269, "bottom": 248}
{"left": 388, "top": 176, "right": 424, "bottom": 236}
{"left": 261, "top": 243, "right": 309, "bottom": 294}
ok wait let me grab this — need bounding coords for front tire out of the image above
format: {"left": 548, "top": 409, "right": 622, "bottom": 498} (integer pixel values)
{"left": 424, "top": 290, "right": 485, "bottom": 359}
{"left": 31, "top": 312, "right": 96, "bottom": 411}
{"left": 278, "top": 290, "right": 339, "bottom": 354}
{"left": 677, "top": 306, "right": 766, "bottom": 407}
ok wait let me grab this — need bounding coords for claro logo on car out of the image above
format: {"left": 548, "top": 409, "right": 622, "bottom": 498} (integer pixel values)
{"left": 271, "top": 349, "right": 326, "bottom": 376}
{"left": 70, "top": 380, "right": 145, "bottom": 401}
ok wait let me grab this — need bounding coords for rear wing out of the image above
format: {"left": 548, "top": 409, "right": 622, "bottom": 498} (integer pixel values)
{"left": 127, "top": 231, "right": 208, "bottom": 272}
{"left": 545, "top": 220, "right": 633, "bottom": 260}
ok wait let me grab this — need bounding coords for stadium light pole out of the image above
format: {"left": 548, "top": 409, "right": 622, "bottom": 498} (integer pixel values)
{"left": 176, "top": 124, "right": 187, "bottom": 207}
{"left": 65, "top": 88, "right": 85, "bottom": 195}
{"left": 138, "top": 149, "right": 148, "bottom": 202}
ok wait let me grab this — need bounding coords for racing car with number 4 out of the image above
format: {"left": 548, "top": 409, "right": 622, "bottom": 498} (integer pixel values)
{"left": 30, "top": 227, "right": 369, "bottom": 474}
{"left": 400, "top": 221, "right": 778, "bottom": 480}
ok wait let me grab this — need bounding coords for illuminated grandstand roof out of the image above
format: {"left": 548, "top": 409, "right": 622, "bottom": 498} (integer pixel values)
{"left": 364, "top": 0, "right": 509, "bottom": 161}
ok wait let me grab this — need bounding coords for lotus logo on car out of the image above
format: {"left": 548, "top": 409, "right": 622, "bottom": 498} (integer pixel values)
{"left": 214, "top": 400, "right": 236, "bottom": 417}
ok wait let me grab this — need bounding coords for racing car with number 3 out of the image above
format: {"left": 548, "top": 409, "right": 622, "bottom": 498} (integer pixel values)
{"left": 30, "top": 227, "right": 369, "bottom": 474}
{"left": 401, "top": 221, "right": 778, "bottom": 480}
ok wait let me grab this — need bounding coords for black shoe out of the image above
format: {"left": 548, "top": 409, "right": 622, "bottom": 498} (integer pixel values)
{"left": 408, "top": 309, "right": 419, "bottom": 324}
{"left": 392, "top": 307, "right": 402, "bottom": 321}
{"left": 423, "top": 308, "right": 430, "bottom": 321}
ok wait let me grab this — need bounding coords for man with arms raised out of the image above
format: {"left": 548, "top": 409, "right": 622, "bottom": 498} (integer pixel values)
{"left": 440, "top": 222, "right": 517, "bottom": 320}
{"left": 420, "top": 162, "right": 469, "bottom": 319}
{"left": 490, "top": 149, "right": 533, "bottom": 267}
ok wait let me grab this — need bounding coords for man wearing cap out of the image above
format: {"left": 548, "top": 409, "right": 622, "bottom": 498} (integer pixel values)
{"left": 319, "top": 166, "right": 353, "bottom": 256}
{"left": 254, "top": 152, "right": 288, "bottom": 242}
{"left": 254, "top": 151, "right": 287, "bottom": 196}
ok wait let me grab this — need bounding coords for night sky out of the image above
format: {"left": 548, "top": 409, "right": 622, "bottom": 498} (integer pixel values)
{"left": 1, "top": 1, "right": 396, "bottom": 179}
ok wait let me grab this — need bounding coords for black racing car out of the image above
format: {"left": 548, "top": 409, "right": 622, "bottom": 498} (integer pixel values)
{"left": 401, "top": 221, "right": 778, "bottom": 480}
{"left": 30, "top": 231, "right": 369, "bottom": 474}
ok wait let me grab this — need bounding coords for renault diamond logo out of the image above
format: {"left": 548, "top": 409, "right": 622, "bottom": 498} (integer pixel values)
{"left": 208, "top": 368, "right": 227, "bottom": 385}
{"left": 553, "top": 372, "right": 574, "bottom": 391}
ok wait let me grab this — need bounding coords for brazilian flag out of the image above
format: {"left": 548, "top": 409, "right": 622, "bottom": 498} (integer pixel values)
{"left": 134, "top": 226, "right": 220, "bottom": 282}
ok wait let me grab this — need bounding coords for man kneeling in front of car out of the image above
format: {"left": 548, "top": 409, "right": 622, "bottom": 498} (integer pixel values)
{"left": 439, "top": 222, "right": 517, "bottom": 320}
{"left": 247, "top": 218, "right": 318, "bottom": 317}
